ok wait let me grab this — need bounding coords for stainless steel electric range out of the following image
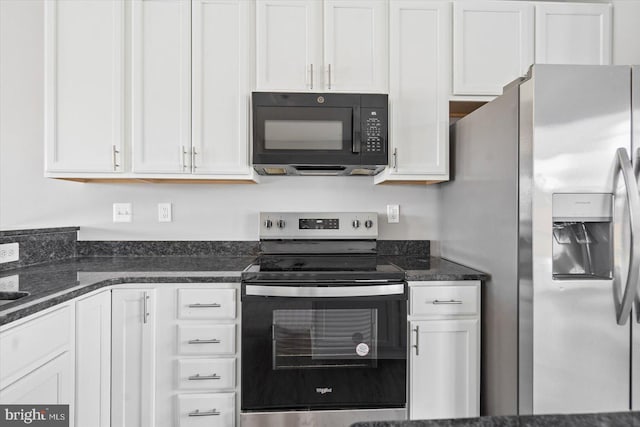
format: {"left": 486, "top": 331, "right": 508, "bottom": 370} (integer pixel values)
{"left": 240, "top": 212, "right": 408, "bottom": 427}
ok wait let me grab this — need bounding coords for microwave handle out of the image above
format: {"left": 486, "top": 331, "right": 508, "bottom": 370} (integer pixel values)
{"left": 353, "top": 106, "right": 361, "bottom": 153}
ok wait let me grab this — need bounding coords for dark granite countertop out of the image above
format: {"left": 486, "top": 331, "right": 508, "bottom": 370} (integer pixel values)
{"left": 351, "top": 411, "right": 640, "bottom": 427}
{"left": 0, "top": 255, "right": 486, "bottom": 326}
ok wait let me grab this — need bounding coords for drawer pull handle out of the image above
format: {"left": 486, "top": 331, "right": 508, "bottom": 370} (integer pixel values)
{"left": 188, "top": 338, "right": 221, "bottom": 344}
{"left": 188, "top": 373, "right": 221, "bottom": 380}
{"left": 188, "top": 303, "right": 221, "bottom": 308}
{"left": 432, "top": 299, "right": 463, "bottom": 305}
{"left": 188, "top": 409, "right": 220, "bottom": 417}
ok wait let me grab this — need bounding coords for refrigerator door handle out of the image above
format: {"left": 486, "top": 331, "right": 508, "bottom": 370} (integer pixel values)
{"left": 635, "top": 147, "right": 640, "bottom": 322}
{"left": 614, "top": 148, "right": 640, "bottom": 325}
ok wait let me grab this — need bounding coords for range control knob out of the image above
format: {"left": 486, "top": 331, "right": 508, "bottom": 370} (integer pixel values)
{"left": 352, "top": 219, "right": 361, "bottom": 229}
{"left": 264, "top": 219, "right": 273, "bottom": 229}
{"left": 277, "top": 219, "right": 286, "bottom": 229}
{"left": 364, "top": 219, "right": 374, "bottom": 229}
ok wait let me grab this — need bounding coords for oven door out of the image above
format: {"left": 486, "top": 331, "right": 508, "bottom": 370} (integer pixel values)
{"left": 241, "top": 282, "right": 407, "bottom": 411}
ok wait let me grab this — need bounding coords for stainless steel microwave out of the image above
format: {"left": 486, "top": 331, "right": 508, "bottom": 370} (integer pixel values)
{"left": 252, "top": 92, "right": 388, "bottom": 176}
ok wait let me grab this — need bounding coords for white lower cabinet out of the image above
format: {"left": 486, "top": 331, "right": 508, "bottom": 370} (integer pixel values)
{"left": 110, "top": 283, "right": 239, "bottom": 427}
{"left": 408, "top": 281, "right": 480, "bottom": 420}
{"left": 75, "top": 291, "right": 111, "bottom": 427}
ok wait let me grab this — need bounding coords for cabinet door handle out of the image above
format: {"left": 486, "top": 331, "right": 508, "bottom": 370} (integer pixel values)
{"left": 432, "top": 299, "right": 463, "bottom": 305}
{"left": 192, "top": 147, "right": 197, "bottom": 171}
{"left": 310, "top": 63, "right": 314, "bottom": 90}
{"left": 143, "top": 292, "right": 150, "bottom": 324}
{"left": 112, "top": 145, "right": 120, "bottom": 171}
{"left": 188, "top": 338, "right": 221, "bottom": 344}
{"left": 181, "top": 145, "right": 188, "bottom": 171}
{"left": 188, "top": 373, "right": 221, "bottom": 381}
{"left": 327, "top": 64, "right": 332, "bottom": 90}
{"left": 393, "top": 148, "right": 398, "bottom": 170}
{"left": 188, "top": 303, "right": 221, "bottom": 308}
{"left": 413, "top": 325, "right": 419, "bottom": 356}
{"left": 188, "top": 409, "right": 220, "bottom": 417}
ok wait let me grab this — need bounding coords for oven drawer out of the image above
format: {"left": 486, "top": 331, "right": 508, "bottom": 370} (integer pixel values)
{"left": 178, "top": 325, "right": 235, "bottom": 355}
{"left": 176, "top": 393, "right": 235, "bottom": 427}
{"left": 410, "top": 285, "right": 478, "bottom": 316}
{"left": 177, "top": 359, "right": 236, "bottom": 390}
{"left": 178, "top": 289, "right": 236, "bottom": 320}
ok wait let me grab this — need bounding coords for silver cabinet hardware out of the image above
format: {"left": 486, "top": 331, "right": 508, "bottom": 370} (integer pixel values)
{"left": 188, "top": 303, "right": 221, "bottom": 308}
{"left": 310, "top": 63, "right": 314, "bottom": 90}
{"left": 188, "top": 409, "right": 220, "bottom": 417}
{"left": 192, "top": 147, "right": 197, "bottom": 170}
{"left": 432, "top": 299, "right": 463, "bottom": 305}
{"left": 327, "top": 64, "right": 332, "bottom": 90}
{"left": 181, "top": 145, "right": 188, "bottom": 171}
{"left": 112, "top": 145, "right": 120, "bottom": 171}
{"left": 188, "top": 373, "right": 221, "bottom": 381}
{"left": 413, "top": 325, "right": 419, "bottom": 356}
{"left": 188, "top": 338, "right": 221, "bottom": 344}
{"left": 143, "top": 292, "right": 150, "bottom": 324}
{"left": 393, "top": 148, "right": 398, "bottom": 170}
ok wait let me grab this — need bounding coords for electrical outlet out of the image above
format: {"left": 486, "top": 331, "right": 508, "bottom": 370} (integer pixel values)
{"left": 0, "top": 275, "right": 19, "bottom": 291}
{"left": 158, "top": 203, "right": 172, "bottom": 222}
{"left": 387, "top": 204, "right": 400, "bottom": 223}
{"left": 113, "top": 203, "right": 132, "bottom": 223}
{"left": 0, "top": 243, "right": 19, "bottom": 264}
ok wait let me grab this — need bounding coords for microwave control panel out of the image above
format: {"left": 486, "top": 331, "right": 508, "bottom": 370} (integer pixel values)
{"left": 361, "top": 108, "right": 386, "bottom": 153}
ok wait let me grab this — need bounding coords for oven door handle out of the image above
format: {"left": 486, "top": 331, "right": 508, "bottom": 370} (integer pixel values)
{"left": 244, "top": 284, "right": 405, "bottom": 298}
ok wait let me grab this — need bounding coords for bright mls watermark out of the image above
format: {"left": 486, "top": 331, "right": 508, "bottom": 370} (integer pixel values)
{"left": 1, "top": 405, "right": 68, "bottom": 426}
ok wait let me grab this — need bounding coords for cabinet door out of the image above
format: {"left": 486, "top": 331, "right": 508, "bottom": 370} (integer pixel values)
{"left": 386, "top": 0, "right": 450, "bottom": 178}
{"left": 453, "top": 1, "right": 534, "bottom": 96}
{"left": 256, "top": 0, "right": 322, "bottom": 91}
{"left": 192, "top": 0, "right": 252, "bottom": 175}
{"left": 535, "top": 2, "right": 612, "bottom": 65}
{"left": 409, "top": 319, "right": 479, "bottom": 420}
{"left": 76, "top": 291, "right": 111, "bottom": 427}
{"left": 111, "top": 289, "right": 156, "bottom": 427}
{"left": 0, "top": 352, "right": 73, "bottom": 405}
{"left": 132, "top": 0, "right": 191, "bottom": 173}
{"left": 323, "top": 0, "right": 388, "bottom": 92}
{"left": 44, "top": 0, "right": 124, "bottom": 173}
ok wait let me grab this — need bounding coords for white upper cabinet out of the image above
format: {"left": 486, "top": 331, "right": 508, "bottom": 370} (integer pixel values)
{"left": 256, "top": 0, "right": 388, "bottom": 93}
{"left": 535, "top": 2, "right": 612, "bottom": 65}
{"left": 256, "top": 0, "right": 322, "bottom": 91}
{"left": 323, "top": 0, "right": 388, "bottom": 92}
{"left": 45, "top": 0, "right": 125, "bottom": 173}
{"left": 452, "top": 1, "right": 534, "bottom": 96}
{"left": 132, "top": 0, "right": 191, "bottom": 174}
{"left": 375, "top": 0, "right": 450, "bottom": 184}
{"left": 192, "top": 0, "right": 252, "bottom": 176}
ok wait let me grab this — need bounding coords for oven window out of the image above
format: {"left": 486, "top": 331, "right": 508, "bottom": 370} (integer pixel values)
{"left": 264, "top": 120, "right": 343, "bottom": 150}
{"left": 272, "top": 309, "right": 378, "bottom": 370}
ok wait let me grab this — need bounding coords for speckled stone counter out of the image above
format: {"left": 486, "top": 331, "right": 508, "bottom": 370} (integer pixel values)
{"left": 351, "top": 411, "right": 640, "bottom": 427}
{"left": 0, "top": 254, "right": 486, "bottom": 326}
{"left": 383, "top": 257, "right": 487, "bottom": 281}
{"left": 0, "top": 256, "right": 255, "bottom": 326}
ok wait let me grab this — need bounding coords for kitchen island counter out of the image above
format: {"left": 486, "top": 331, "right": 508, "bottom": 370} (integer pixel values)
{"left": 351, "top": 411, "right": 640, "bottom": 427}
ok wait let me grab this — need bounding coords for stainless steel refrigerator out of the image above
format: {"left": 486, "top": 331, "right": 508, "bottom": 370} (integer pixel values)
{"left": 440, "top": 64, "right": 640, "bottom": 416}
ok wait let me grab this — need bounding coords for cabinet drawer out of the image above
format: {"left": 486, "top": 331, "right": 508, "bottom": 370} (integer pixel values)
{"left": 0, "top": 306, "right": 72, "bottom": 384}
{"left": 410, "top": 285, "right": 478, "bottom": 316}
{"left": 177, "top": 359, "right": 236, "bottom": 390}
{"left": 177, "top": 393, "right": 235, "bottom": 427}
{"left": 178, "top": 289, "right": 236, "bottom": 320}
{"left": 178, "top": 325, "right": 235, "bottom": 355}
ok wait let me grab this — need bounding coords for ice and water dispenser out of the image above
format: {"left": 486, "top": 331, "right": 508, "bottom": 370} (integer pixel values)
{"left": 552, "top": 194, "right": 613, "bottom": 280}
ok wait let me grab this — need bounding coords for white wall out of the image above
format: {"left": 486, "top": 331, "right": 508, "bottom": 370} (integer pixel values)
{"left": 0, "top": 0, "right": 440, "bottom": 241}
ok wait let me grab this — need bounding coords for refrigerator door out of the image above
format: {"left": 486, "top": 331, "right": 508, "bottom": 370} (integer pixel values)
{"left": 528, "top": 65, "right": 634, "bottom": 414}
{"left": 632, "top": 65, "right": 640, "bottom": 412}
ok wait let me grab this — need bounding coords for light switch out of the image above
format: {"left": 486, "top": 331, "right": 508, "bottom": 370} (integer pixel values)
{"left": 113, "top": 203, "right": 132, "bottom": 223}
{"left": 387, "top": 204, "right": 400, "bottom": 223}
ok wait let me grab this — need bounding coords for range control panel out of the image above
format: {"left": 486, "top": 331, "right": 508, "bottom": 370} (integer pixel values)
{"left": 260, "top": 212, "right": 378, "bottom": 239}
{"left": 361, "top": 108, "right": 386, "bottom": 154}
